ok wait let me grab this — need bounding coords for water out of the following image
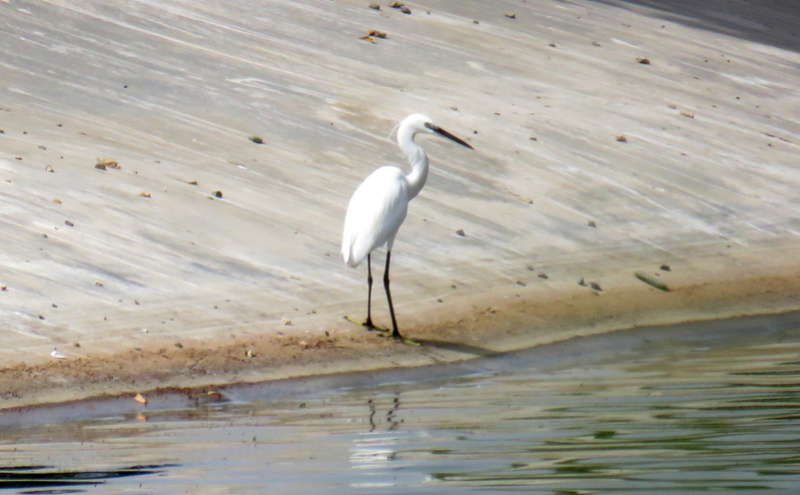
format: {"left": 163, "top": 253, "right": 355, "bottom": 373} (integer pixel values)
{"left": 2, "top": 314, "right": 800, "bottom": 494}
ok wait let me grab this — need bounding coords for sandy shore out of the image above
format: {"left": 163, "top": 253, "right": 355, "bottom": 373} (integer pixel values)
{"left": 1, "top": 0, "right": 799, "bottom": 409}
{"left": 3, "top": 245, "right": 800, "bottom": 410}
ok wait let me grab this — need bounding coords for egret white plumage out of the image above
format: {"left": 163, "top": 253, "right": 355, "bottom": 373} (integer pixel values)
{"left": 342, "top": 113, "right": 474, "bottom": 340}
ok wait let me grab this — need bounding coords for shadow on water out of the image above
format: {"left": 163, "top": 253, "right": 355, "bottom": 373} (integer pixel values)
{"left": 0, "top": 464, "right": 173, "bottom": 492}
{"left": 591, "top": 0, "right": 800, "bottom": 51}
{"left": 413, "top": 338, "right": 502, "bottom": 358}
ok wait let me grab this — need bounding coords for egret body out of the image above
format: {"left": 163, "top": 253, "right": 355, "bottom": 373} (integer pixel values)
{"left": 342, "top": 113, "right": 473, "bottom": 340}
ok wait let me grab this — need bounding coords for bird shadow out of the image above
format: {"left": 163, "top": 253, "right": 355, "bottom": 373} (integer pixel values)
{"left": 414, "top": 338, "right": 501, "bottom": 358}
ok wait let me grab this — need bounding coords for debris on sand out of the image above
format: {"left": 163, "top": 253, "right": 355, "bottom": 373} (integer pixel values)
{"left": 95, "top": 158, "right": 119, "bottom": 170}
{"left": 635, "top": 271, "right": 670, "bottom": 291}
{"left": 366, "top": 29, "right": 387, "bottom": 38}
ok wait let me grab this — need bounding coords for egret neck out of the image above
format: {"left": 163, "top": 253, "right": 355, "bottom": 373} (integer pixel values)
{"left": 397, "top": 125, "right": 429, "bottom": 201}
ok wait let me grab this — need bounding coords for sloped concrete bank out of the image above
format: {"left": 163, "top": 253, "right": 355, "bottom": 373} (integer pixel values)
{"left": 1, "top": 0, "right": 799, "bottom": 408}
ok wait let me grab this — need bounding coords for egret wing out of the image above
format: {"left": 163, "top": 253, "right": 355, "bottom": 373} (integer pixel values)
{"left": 342, "top": 166, "right": 409, "bottom": 267}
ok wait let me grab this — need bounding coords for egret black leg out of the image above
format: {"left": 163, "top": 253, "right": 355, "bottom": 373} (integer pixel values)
{"left": 383, "top": 251, "right": 401, "bottom": 339}
{"left": 365, "top": 253, "right": 374, "bottom": 328}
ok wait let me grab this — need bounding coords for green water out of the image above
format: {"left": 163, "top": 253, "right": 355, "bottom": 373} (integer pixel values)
{"left": 2, "top": 317, "right": 800, "bottom": 494}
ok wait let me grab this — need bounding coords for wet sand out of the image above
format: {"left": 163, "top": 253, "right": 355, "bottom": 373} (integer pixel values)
{"left": 1, "top": 0, "right": 800, "bottom": 409}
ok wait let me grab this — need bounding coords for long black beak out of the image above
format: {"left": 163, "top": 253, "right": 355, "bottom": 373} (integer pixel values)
{"left": 426, "top": 122, "right": 474, "bottom": 150}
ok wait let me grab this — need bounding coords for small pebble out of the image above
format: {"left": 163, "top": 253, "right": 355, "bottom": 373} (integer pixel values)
{"left": 248, "top": 136, "right": 264, "bottom": 144}
{"left": 589, "top": 282, "right": 602, "bottom": 291}
{"left": 455, "top": 229, "right": 466, "bottom": 237}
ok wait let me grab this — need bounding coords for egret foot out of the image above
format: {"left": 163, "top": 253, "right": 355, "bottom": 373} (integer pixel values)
{"left": 396, "top": 335, "right": 421, "bottom": 346}
{"left": 372, "top": 330, "right": 420, "bottom": 345}
{"left": 343, "top": 315, "right": 390, "bottom": 333}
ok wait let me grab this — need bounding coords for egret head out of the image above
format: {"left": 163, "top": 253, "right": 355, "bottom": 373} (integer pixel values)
{"left": 398, "top": 113, "right": 474, "bottom": 149}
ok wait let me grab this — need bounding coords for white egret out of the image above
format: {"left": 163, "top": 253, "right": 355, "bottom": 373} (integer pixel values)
{"left": 342, "top": 113, "right": 474, "bottom": 340}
